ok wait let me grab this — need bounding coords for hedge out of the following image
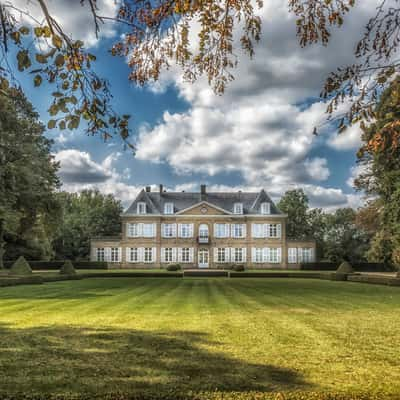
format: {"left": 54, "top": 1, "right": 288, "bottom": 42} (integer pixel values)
{"left": 3, "top": 260, "right": 108, "bottom": 270}
{"left": 300, "top": 262, "right": 393, "bottom": 272}
{"left": 0, "top": 276, "right": 43, "bottom": 287}
{"left": 79, "top": 272, "right": 183, "bottom": 278}
{"left": 184, "top": 270, "right": 229, "bottom": 277}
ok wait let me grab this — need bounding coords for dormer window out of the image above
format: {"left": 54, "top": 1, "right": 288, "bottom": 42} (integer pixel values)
{"left": 137, "top": 202, "right": 146, "bottom": 214}
{"left": 261, "top": 202, "right": 270, "bottom": 214}
{"left": 164, "top": 202, "right": 174, "bottom": 214}
{"left": 233, "top": 203, "right": 243, "bottom": 214}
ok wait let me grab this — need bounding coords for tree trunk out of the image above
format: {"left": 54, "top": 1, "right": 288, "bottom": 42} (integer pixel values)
{"left": 0, "top": 219, "right": 5, "bottom": 269}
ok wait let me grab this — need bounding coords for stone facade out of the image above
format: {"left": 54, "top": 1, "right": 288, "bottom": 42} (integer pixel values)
{"left": 90, "top": 185, "right": 316, "bottom": 269}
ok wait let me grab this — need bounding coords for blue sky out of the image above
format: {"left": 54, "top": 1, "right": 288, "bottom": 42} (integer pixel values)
{"left": 10, "top": 0, "right": 375, "bottom": 210}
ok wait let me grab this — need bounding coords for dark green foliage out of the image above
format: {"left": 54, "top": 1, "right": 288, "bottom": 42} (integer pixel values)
{"left": 166, "top": 264, "right": 181, "bottom": 271}
{"left": 53, "top": 190, "right": 122, "bottom": 260}
{"left": 0, "top": 89, "right": 61, "bottom": 267}
{"left": 301, "top": 262, "right": 392, "bottom": 272}
{"left": 277, "top": 189, "right": 310, "bottom": 240}
{"left": 233, "top": 264, "right": 245, "bottom": 272}
{"left": 336, "top": 261, "right": 354, "bottom": 274}
{"left": 0, "top": 275, "right": 43, "bottom": 287}
{"left": 59, "top": 260, "right": 76, "bottom": 275}
{"left": 9, "top": 256, "right": 32, "bottom": 275}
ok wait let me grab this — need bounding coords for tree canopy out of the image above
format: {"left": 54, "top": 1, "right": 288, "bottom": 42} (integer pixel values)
{"left": 0, "top": 0, "right": 399, "bottom": 147}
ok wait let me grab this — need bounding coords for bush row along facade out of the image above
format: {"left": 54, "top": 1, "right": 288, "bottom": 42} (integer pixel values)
{"left": 91, "top": 185, "right": 316, "bottom": 269}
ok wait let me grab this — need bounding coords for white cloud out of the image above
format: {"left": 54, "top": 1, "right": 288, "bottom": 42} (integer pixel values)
{"left": 328, "top": 124, "right": 363, "bottom": 151}
{"left": 7, "top": 0, "right": 119, "bottom": 47}
{"left": 134, "top": 0, "right": 376, "bottom": 206}
{"left": 54, "top": 149, "right": 141, "bottom": 207}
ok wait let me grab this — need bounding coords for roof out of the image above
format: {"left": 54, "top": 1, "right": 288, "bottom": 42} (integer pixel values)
{"left": 123, "top": 188, "right": 283, "bottom": 215}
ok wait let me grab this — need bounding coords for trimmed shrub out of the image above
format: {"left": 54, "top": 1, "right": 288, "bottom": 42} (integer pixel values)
{"left": 59, "top": 260, "right": 76, "bottom": 275}
{"left": 336, "top": 261, "right": 354, "bottom": 274}
{"left": 9, "top": 256, "right": 32, "bottom": 275}
{"left": 166, "top": 264, "right": 181, "bottom": 271}
{"left": 233, "top": 264, "right": 245, "bottom": 272}
{"left": 301, "top": 262, "right": 392, "bottom": 272}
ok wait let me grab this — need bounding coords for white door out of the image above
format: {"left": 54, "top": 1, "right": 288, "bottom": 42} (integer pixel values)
{"left": 198, "top": 249, "right": 209, "bottom": 268}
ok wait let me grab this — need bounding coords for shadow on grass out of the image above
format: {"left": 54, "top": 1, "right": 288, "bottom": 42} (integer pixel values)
{"left": 0, "top": 324, "right": 310, "bottom": 395}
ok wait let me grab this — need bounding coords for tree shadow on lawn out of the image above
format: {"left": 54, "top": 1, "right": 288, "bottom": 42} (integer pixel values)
{"left": 0, "top": 324, "right": 311, "bottom": 395}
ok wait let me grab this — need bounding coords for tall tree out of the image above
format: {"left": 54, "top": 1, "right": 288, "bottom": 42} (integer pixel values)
{"left": 277, "top": 189, "right": 310, "bottom": 239}
{"left": 0, "top": 88, "right": 60, "bottom": 267}
{"left": 53, "top": 190, "right": 122, "bottom": 260}
{"left": 355, "top": 78, "right": 400, "bottom": 268}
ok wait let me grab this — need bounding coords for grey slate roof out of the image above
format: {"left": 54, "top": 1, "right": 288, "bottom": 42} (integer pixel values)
{"left": 123, "top": 188, "right": 283, "bottom": 215}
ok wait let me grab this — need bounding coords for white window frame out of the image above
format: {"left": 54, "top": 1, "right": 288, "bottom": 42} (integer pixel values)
{"left": 233, "top": 202, "right": 243, "bottom": 214}
{"left": 253, "top": 248, "right": 263, "bottom": 263}
{"left": 179, "top": 223, "right": 193, "bottom": 238}
{"left": 181, "top": 247, "right": 190, "bottom": 263}
{"left": 252, "top": 223, "right": 265, "bottom": 238}
{"left": 96, "top": 248, "right": 105, "bottom": 262}
{"left": 214, "top": 223, "right": 229, "bottom": 238}
{"left": 234, "top": 248, "right": 243, "bottom": 263}
{"left": 288, "top": 248, "right": 297, "bottom": 263}
{"left": 143, "top": 223, "right": 156, "bottom": 238}
{"left": 127, "top": 223, "right": 139, "bottom": 238}
{"left": 164, "top": 247, "right": 173, "bottom": 263}
{"left": 129, "top": 247, "right": 139, "bottom": 263}
{"left": 268, "top": 224, "right": 281, "bottom": 238}
{"left": 110, "top": 247, "right": 120, "bottom": 262}
{"left": 217, "top": 248, "right": 226, "bottom": 263}
{"left": 162, "top": 223, "right": 176, "bottom": 238}
{"left": 137, "top": 202, "right": 147, "bottom": 214}
{"left": 144, "top": 247, "right": 153, "bottom": 263}
{"left": 232, "top": 223, "right": 245, "bottom": 238}
{"left": 164, "top": 202, "right": 174, "bottom": 214}
{"left": 260, "top": 202, "right": 271, "bottom": 214}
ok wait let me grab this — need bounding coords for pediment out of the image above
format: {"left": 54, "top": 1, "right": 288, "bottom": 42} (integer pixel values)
{"left": 176, "top": 201, "right": 230, "bottom": 216}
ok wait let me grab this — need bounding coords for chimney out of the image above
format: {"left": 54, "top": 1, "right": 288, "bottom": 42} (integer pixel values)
{"left": 145, "top": 186, "right": 151, "bottom": 192}
{"left": 159, "top": 184, "right": 163, "bottom": 194}
{"left": 200, "top": 184, "right": 206, "bottom": 200}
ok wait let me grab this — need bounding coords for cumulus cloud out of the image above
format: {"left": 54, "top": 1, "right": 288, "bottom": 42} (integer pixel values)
{"left": 54, "top": 149, "right": 141, "bottom": 207}
{"left": 133, "top": 0, "right": 376, "bottom": 210}
{"left": 8, "top": 0, "right": 118, "bottom": 47}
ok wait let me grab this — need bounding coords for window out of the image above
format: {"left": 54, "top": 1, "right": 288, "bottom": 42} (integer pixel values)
{"left": 233, "top": 203, "right": 243, "bottom": 214}
{"left": 234, "top": 248, "right": 244, "bottom": 262}
{"left": 96, "top": 248, "right": 105, "bottom": 262}
{"left": 254, "top": 248, "right": 263, "bottom": 263}
{"left": 232, "top": 224, "right": 245, "bottom": 238}
{"left": 252, "top": 223, "right": 265, "bottom": 238}
{"left": 164, "top": 248, "right": 173, "bottom": 262}
{"left": 300, "top": 248, "right": 313, "bottom": 263}
{"left": 217, "top": 248, "right": 226, "bottom": 263}
{"left": 143, "top": 223, "right": 156, "bottom": 237}
{"left": 179, "top": 223, "right": 193, "bottom": 238}
{"left": 181, "top": 248, "right": 190, "bottom": 263}
{"left": 164, "top": 202, "right": 174, "bottom": 214}
{"left": 162, "top": 223, "right": 176, "bottom": 238}
{"left": 127, "top": 223, "right": 138, "bottom": 237}
{"left": 144, "top": 247, "right": 153, "bottom": 263}
{"left": 111, "top": 247, "right": 120, "bottom": 262}
{"left": 288, "top": 248, "right": 297, "bottom": 263}
{"left": 269, "top": 248, "right": 279, "bottom": 263}
{"left": 137, "top": 202, "right": 146, "bottom": 214}
{"left": 129, "top": 248, "right": 139, "bottom": 263}
{"left": 261, "top": 202, "right": 270, "bottom": 214}
{"left": 214, "top": 223, "right": 229, "bottom": 238}
{"left": 268, "top": 224, "right": 281, "bottom": 238}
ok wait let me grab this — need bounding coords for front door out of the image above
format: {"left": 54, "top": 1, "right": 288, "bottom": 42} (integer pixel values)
{"left": 198, "top": 249, "right": 209, "bottom": 268}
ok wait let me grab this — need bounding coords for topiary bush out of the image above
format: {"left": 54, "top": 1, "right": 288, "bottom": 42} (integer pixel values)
{"left": 166, "top": 263, "right": 181, "bottom": 271}
{"left": 9, "top": 256, "right": 32, "bottom": 275}
{"left": 59, "top": 260, "right": 76, "bottom": 275}
{"left": 233, "top": 264, "right": 245, "bottom": 272}
{"left": 336, "top": 261, "right": 354, "bottom": 274}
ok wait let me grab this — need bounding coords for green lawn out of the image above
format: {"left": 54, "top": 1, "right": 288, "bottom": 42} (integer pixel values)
{"left": 0, "top": 278, "right": 399, "bottom": 398}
